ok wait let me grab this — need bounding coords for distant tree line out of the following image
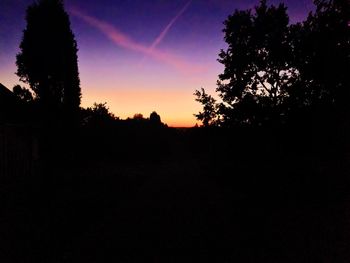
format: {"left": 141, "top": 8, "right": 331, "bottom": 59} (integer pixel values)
{"left": 80, "top": 103, "right": 166, "bottom": 128}
{"left": 195, "top": 0, "right": 349, "bottom": 127}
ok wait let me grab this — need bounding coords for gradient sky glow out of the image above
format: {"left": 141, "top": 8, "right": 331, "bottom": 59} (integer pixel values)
{"left": 0, "top": 0, "right": 314, "bottom": 126}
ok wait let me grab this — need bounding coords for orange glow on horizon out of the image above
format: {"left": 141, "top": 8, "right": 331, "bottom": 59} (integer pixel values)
{"left": 81, "top": 87, "right": 201, "bottom": 127}
{"left": 0, "top": 71, "right": 206, "bottom": 128}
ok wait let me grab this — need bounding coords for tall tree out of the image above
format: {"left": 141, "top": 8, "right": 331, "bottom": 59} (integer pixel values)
{"left": 290, "top": 0, "right": 350, "bottom": 119}
{"left": 195, "top": 0, "right": 296, "bottom": 127}
{"left": 16, "top": 0, "right": 81, "bottom": 123}
{"left": 219, "top": 0, "right": 297, "bottom": 126}
{"left": 195, "top": 0, "right": 349, "bottom": 127}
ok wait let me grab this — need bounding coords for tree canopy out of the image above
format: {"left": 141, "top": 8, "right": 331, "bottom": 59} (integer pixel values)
{"left": 150, "top": 111, "right": 162, "bottom": 126}
{"left": 16, "top": 0, "right": 81, "bottom": 123}
{"left": 81, "top": 102, "right": 118, "bottom": 127}
{"left": 12, "top": 85, "right": 33, "bottom": 103}
{"left": 195, "top": 0, "right": 350, "bottom": 127}
{"left": 290, "top": 0, "right": 350, "bottom": 117}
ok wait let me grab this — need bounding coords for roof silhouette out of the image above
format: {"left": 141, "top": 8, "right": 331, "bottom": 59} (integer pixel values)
{"left": 0, "top": 83, "right": 18, "bottom": 123}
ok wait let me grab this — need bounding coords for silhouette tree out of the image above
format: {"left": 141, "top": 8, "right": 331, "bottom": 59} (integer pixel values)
{"left": 289, "top": 0, "right": 350, "bottom": 120}
{"left": 133, "top": 113, "right": 144, "bottom": 120}
{"left": 81, "top": 102, "right": 118, "bottom": 126}
{"left": 194, "top": 88, "right": 218, "bottom": 127}
{"left": 16, "top": 0, "right": 81, "bottom": 123}
{"left": 220, "top": 0, "right": 296, "bottom": 126}
{"left": 149, "top": 111, "right": 162, "bottom": 126}
{"left": 195, "top": 1, "right": 297, "bottom": 127}
{"left": 195, "top": 0, "right": 349, "bottom": 127}
{"left": 13, "top": 85, "right": 33, "bottom": 103}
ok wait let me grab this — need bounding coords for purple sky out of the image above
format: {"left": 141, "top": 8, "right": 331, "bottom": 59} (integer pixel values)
{"left": 0, "top": 0, "right": 314, "bottom": 126}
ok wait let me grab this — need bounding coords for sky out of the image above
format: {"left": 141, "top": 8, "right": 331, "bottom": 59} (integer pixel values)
{"left": 0, "top": 0, "right": 314, "bottom": 127}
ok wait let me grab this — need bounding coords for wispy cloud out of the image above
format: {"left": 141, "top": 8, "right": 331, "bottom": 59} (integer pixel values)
{"left": 69, "top": 6, "right": 205, "bottom": 74}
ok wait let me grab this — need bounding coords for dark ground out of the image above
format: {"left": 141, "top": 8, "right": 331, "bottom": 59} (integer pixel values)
{"left": 1, "top": 126, "right": 350, "bottom": 262}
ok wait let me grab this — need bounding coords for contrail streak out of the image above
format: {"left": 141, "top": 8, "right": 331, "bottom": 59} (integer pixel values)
{"left": 150, "top": 0, "right": 192, "bottom": 51}
{"left": 69, "top": 6, "right": 205, "bottom": 74}
{"left": 140, "top": 0, "right": 192, "bottom": 66}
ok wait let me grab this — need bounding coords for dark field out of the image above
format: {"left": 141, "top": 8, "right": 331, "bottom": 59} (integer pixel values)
{"left": 1, "top": 126, "right": 350, "bottom": 262}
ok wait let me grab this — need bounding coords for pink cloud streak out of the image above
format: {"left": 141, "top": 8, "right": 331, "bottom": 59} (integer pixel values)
{"left": 69, "top": 7, "right": 205, "bottom": 74}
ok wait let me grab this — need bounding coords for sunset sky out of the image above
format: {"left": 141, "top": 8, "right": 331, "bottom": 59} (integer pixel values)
{"left": 0, "top": 0, "right": 314, "bottom": 127}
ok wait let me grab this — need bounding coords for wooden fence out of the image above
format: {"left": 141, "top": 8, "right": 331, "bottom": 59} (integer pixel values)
{"left": 0, "top": 125, "right": 37, "bottom": 178}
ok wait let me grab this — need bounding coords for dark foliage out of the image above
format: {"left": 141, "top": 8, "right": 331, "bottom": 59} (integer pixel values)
{"left": 194, "top": 88, "right": 218, "bottom": 127}
{"left": 12, "top": 85, "right": 33, "bottom": 103}
{"left": 195, "top": 0, "right": 350, "bottom": 127}
{"left": 133, "top": 113, "right": 144, "bottom": 120}
{"left": 16, "top": 0, "right": 81, "bottom": 124}
{"left": 123, "top": 112, "right": 167, "bottom": 128}
{"left": 149, "top": 111, "right": 162, "bottom": 125}
{"left": 289, "top": 0, "right": 350, "bottom": 120}
{"left": 80, "top": 102, "right": 118, "bottom": 127}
